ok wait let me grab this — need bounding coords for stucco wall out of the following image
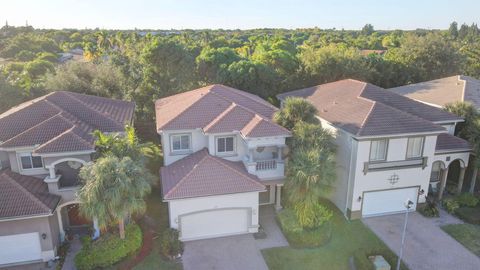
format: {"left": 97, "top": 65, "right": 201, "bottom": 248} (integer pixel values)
{"left": 207, "top": 132, "right": 247, "bottom": 162}
{"left": 161, "top": 129, "right": 208, "bottom": 165}
{"left": 349, "top": 135, "right": 438, "bottom": 212}
{"left": 0, "top": 215, "right": 58, "bottom": 261}
{"left": 167, "top": 192, "right": 260, "bottom": 230}
{"left": 43, "top": 154, "right": 91, "bottom": 168}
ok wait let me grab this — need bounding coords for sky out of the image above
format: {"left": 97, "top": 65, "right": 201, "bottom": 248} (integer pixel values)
{"left": 0, "top": 0, "right": 478, "bottom": 30}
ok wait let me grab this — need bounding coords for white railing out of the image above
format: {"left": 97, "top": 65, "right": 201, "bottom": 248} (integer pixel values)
{"left": 256, "top": 159, "right": 277, "bottom": 171}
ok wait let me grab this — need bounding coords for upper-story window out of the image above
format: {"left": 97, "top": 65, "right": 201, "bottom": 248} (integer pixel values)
{"left": 216, "top": 136, "right": 235, "bottom": 155}
{"left": 171, "top": 134, "right": 191, "bottom": 152}
{"left": 369, "top": 139, "right": 387, "bottom": 162}
{"left": 20, "top": 153, "right": 43, "bottom": 170}
{"left": 406, "top": 137, "right": 424, "bottom": 159}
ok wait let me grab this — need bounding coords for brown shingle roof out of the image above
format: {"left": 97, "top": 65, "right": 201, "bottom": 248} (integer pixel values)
{"left": 435, "top": 133, "right": 471, "bottom": 153}
{"left": 0, "top": 91, "right": 135, "bottom": 154}
{"left": 277, "top": 79, "right": 454, "bottom": 137}
{"left": 0, "top": 169, "right": 60, "bottom": 219}
{"left": 155, "top": 84, "right": 290, "bottom": 138}
{"left": 161, "top": 148, "right": 265, "bottom": 200}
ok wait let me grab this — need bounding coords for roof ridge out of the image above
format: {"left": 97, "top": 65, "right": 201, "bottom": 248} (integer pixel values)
{"left": 204, "top": 102, "right": 238, "bottom": 131}
{"left": 1, "top": 171, "right": 51, "bottom": 213}
{"left": 156, "top": 88, "right": 211, "bottom": 132}
{"left": 0, "top": 111, "right": 65, "bottom": 147}
{"left": 163, "top": 150, "right": 210, "bottom": 198}
{"left": 208, "top": 90, "right": 273, "bottom": 121}
{"left": 0, "top": 93, "right": 55, "bottom": 119}
{"left": 357, "top": 82, "right": 376, "bottom": 132}
{"left": 241, "top": 114, "right": 263, "bottom": 136}
{"left": 32, "top": 126, "right": 76, "bottom": 152}
{"left": 61, "top": 91, "right": 120, "bottom": 124}
{"left": 213, "top": 84, "right": 278, "bottom": 111}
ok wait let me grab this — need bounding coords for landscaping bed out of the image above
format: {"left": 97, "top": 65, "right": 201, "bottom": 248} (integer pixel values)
{"left": 442, "top": 224, "right": 480, "bottom": 257}
{"left": 262, "top": 201, "right": 408, "bottom": 270}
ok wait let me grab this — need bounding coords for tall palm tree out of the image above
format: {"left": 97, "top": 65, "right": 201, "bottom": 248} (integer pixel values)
{"left": 273, "top": 97, "right": 318, "bottom": 130}
{"left": 78, "top": 155, "right": 154, "bottom": 238}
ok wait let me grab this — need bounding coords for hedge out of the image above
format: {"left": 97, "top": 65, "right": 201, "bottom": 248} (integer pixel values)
{"left": 74, "top": 223, "right": 142, "bottom": 270}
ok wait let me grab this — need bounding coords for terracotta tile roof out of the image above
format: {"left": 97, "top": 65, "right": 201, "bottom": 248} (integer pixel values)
{"left": 161, "top": 148, "right": 265, "bottom": 200}
{"left": 0, "top": 91, "right": 134, "bottom": 154}
{"left": 277, "top": 79, "right": 454, "bottom": 137}
{"left": 155, "top": 84, "right": 290, "bottom": 138}
{"left": 0, "top": 169, "right": 60, "bottom": 219}
{"left": 435, "top": 133, "right": 471, "bottom": 153}
{"left": 390, "top": 75, "right": 480, "bottom": 109}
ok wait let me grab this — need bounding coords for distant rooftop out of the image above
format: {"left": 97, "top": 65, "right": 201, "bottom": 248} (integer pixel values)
{"left": 389, "top": 75, "right": 480, "bottom": 109}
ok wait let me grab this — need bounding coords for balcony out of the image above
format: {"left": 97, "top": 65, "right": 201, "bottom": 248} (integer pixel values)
{"left": 243, "top": 145, "right": 286, "bottom": 180}
{"left": 363, "top": 157, "right": 428, "bottom": 175}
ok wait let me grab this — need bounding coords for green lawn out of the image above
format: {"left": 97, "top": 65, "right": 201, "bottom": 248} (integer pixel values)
{"left": 442, "top": 224, "right": 480, "bottom": 257}
{"left": 262, "top": 202, "right": 407, "bottom": 270}
{"left": 133, "top": 189, "right": 182, "bottom": 270}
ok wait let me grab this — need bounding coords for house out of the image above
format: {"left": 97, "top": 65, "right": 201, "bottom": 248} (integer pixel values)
{"left": 278, "top": 79, "right": 472, "bottom": 219}
{"left": 389, "top": 75, "right": 480, "bottom": 109}
{"left": 155, "top": 84, "right": 291, "bottom": 241}
{"left": 0, "top": 91, "right": 134, "bottom": 267}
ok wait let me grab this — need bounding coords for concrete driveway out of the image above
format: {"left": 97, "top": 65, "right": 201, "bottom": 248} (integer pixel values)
{"left": 363, "top": 210, "right": 480, "bottom": 270}
{"left": 182, "top": 206, "right": 288, "bottom": 270}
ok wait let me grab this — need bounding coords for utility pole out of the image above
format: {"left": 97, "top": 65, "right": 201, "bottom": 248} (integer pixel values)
{"left": 397, "top": 199, "right": 414, "bottom": 270}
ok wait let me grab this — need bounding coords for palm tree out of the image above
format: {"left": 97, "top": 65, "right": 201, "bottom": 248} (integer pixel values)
{"left": 78, "top": 155, "right": 154, "bottom": 238}
{"left": 273, "top": 97, "right": 318, "bottom": 130}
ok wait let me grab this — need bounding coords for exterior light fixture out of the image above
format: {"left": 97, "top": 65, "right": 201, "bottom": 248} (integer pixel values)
{"left": 418, "top": 189, "right": 425, "bottom": 196}
{"left": 357, "top": 196, "right": 362, "bottom": 202}
{"left": 42, "top": 233, "right": 47, "bottom": 240}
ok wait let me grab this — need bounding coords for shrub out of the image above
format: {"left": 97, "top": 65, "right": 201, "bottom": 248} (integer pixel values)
{"left": 74, "top": 223, "right": 142, "bottom": 270}
{"left": 442, "top": 198, "right": 460, "bottom": 214}
{"left": 160, "top": 228, "right": 184, "bottom": 260}
{"left": 418, "top": 198, "right": 439, "bottom": 218}
{"left": 277, "top": 208, "right": 332, "bottom": 248}
{"left": 455, "top": 206, "right": 480, "bottom": 224}
{"left": 455, "top": 193, "right": 479, "bottom": 207}
{"left": 293, "top": 201, "right": 333, "bottom": 229}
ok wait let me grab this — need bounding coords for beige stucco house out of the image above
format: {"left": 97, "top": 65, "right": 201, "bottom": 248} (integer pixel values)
{"left": 0, "top": 91, "right": 134, "bottom": 267}
{"left": 156, "top": 84, "right": 291, "bottom": 241}
{"left": 278, "top": 79, "right": 472, "bottom": 219}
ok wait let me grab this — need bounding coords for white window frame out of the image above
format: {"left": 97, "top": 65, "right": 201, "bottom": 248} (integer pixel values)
{"left": 19, "top": 152, "right": 44, "bottom": 170}
{"left": 216, "top": 136, "right": 236, "bottom": 155}
{"left": 369, "top": 139, "right": 388, "bottom": 162}
{"left": 406, "top": 136, "right": 424, "bottom": 159}
{"left": 170, "top": 133, "right": 192, "bottom": 154}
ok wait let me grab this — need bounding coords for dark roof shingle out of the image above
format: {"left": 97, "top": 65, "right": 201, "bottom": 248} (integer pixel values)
{"left": 435, "top": 133, "right": 471, "bottom": 152}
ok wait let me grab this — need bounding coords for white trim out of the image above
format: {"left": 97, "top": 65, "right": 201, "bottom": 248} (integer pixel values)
{"left": 0, "top": 213, "right": 53, "bottom": 222}
{"left": 170, "top": 133, "right": 192, "bottom": 153}
{"left": 35, "top": 150, "right": 95, "bottom": 158}
{"left": 45, "top": 157, "right": 88, "bottom": 169}
{"left": 215, "top": 135, "right": 236, "bottom": 155}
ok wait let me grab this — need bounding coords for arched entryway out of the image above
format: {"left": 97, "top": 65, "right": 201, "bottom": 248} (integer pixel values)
{"left": 430, "top": 159, "right": 467, "bottom": 200}
{"left": 57, "top": 201, "right": 100, "bottom": 242}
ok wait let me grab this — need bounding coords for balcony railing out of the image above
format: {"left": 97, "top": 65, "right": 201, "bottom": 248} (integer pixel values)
{"left": 256, "top": 159, "right": 277, "bottom": 171}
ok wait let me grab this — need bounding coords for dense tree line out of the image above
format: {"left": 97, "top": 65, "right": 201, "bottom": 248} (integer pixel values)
{"left": 0, "top": 22, "right": 479, "bottom": 122}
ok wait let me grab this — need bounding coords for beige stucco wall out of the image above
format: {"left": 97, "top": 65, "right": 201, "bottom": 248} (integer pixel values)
{"left": 0, "top": 215, "right": 59, "bottom": 261}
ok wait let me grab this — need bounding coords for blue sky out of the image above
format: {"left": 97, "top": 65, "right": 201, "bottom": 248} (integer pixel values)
{"left": 0, "top": 0, "right": 478, "bottom": 30}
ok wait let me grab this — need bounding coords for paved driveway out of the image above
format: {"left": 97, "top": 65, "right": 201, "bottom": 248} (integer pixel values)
{"left": 363, "top": 210, "right": 480, "bottom": 270}
{"left": 182, "top": 206, "right": 288, "bottom": 270}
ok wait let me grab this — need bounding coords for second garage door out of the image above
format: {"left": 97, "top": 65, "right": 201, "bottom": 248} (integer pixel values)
{"left": 362, "top": 187, "right": 419, "bottom": 217}
{"left": 180, "top": 208, "right": 249, "bottom": 241}
{"left": 0, "top": 232, "right": 42, "bottom": 266}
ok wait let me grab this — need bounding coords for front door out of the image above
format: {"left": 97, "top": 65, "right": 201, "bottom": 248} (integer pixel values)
{"left": 67, "top": 204, "right": 90, "bottom": 226}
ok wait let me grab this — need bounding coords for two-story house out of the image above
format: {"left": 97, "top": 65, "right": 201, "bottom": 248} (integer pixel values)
{"left": 156, "top": 84, "right": 291, "bottom": 241}
{"left": 278, "top": 79, "right": 472, "bottom": 219}
{"left": 0, "top": 91, "right": 134, "bottom": 267}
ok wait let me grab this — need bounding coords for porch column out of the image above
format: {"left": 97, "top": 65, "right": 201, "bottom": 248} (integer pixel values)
{"left": 57, "top": 207, "right": 65, "bottom": 242}
{"left": 275, "top": 184, "right": 283, "bottom": 211}
{"left": 438, "top": 167, "right": 449, "bottom": 200}
{"left": 469, "top": 167, "right": 478, "bottom": 193}
{"left": 48, "top": 166, "right": 56, "bottom": 179}
{"left": 456, "top": 167, "right": 467, "bottom": 194}
{"left": 249, "top": 148, "right": 254, "bottom": 162}
{"left": 93, "top": 217, "right": 100, "bottom": 239}
{"left": 277, "top": 146, "right": 283, "bottom": 161}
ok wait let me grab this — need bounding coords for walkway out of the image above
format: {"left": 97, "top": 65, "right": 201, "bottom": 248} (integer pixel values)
{"left": 61, "top": 237, "right": 82, "bottom": 270}
{"left": 182, "top": 205, "right": 288, "bottom": 270}
{"left": 363, "top": 210, "right": 480, "bottom": 270}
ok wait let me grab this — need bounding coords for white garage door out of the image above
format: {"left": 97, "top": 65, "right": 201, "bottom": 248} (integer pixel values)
{"left": 180, "top": 208, "right": 249, "bottom": 241}
{"left": 362, "top": 187, "right": 418, "bottom": 217}
{"left": 0, "top": 233, "right": 42, "bottom": 265}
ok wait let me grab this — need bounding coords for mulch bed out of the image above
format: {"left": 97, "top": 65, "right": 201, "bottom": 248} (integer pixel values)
{"left": 116, "top": 220, "right": 156, "bottom": 270}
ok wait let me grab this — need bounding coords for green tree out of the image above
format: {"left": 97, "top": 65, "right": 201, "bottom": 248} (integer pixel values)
{"left": 273, "top": 97, "right": 318, "bottom": 130}
{"left": 361, "top": 24, "right": 375, "bottom": 35}
{"left": 448, "top": 21, "right": 459, "bottom": 39}
{"left": 196, "top": 47, "right": 241, "bottom": 82}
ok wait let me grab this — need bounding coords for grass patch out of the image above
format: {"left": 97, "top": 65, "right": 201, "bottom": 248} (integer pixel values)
{"left": 262, "top": 201, "right": 408, "bottom": 270}
{"left": 442, "top": 224, "right": 480, "bottom": 257}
